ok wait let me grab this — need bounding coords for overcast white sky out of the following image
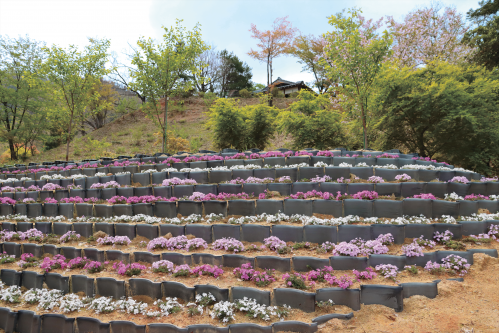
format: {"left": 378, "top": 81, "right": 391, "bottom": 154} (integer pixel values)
{"left": 0, "top": 0, "right": 478, "bottom": 86}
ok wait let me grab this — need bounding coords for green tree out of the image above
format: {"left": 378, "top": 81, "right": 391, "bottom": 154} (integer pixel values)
{"left": 463, "top": 0, "right": 499, "bottom": 69}
{"left": 219, "top": 50, "right": 253, "bottom": 97}
{"left": 129, "top": 19, "right": 208, "bottom": 153}
{"left": 277, "top": 90, "right": 344, "bottom": 150}
{"left": 0, "top": 35, "right": 50, "bottom": 160}
{"left": 44, "top": 38, "right": 111, "bottom": 161}
{"left": 373, "top": 61, "right": 499, "bottom": 175}
{"left": 322, "top": 8, "right": 392, "bottom": 149}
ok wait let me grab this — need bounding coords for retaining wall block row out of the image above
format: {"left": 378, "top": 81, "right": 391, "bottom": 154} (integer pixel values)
{"left": 255, "top": 256, "right": 291, "bottom": 272}
{"left": 209, "top": 170, "right": 232, "bottom": 183}
{"left": 134, "top": 252, "right": 161, "bottom": 264}
{"left": 0, "top": 204, "right": 13, "bottom": 216}
{"left": 0, "top": 222, "right": 15, "bottom": 231}
{"left": 189, "top": 171, "right": 209, "bottom": 184}
{"left": 229, "top": 323, "right": 272, "bottom": 333}
{"left": 369, "top": 254, "right": 407, "bottom": 270}
{"left": 273, "top": 321, "right": 318, "bottom": 333}
{"left": 159, "top": 225, "right": 185, "bottom": 237}
{"left": 72, "top": 178, "right": 86, "bottom": 190}
{"left": 477, "top": 200, "right": 499, "bottom": 213}
{"left": 153, "top": 186, "right": 172, "bottom": 198}
{"left": 254, "top": 199, "right": 283, "bottom": 216}
{"left": 192, "top": 253, "right": 223, "bottom": 266}
{"left": 232, "top": 169, "right": 254, "bottom": 180}
{"left": 298, "top": 167, "right": 325, "bottom": 181}
{"left": 400, "top": 182, "right": 426, "bottom": 198}
{"left": 41, "top": 314, "right": 75, "bottom": 333}
{"left": 372, "top": 200, "right": 403, "bottom": 218}
{"left": 178, "top": 201, "right": 203, "bottom": 217}
{"left": 360, "top": 285, "right": 403, "bottom": 312}
{"left": 399, "top": 282, "right": 438, "bottom": 299}
{"left": 109, "top": 321, "right": 146, "bottom": 333}
{"left": 439, "top": 171, "right": 456, "bottom": 182}
{"left": 263, "top": 157, "right": 287, "bottom": 167}
{"left": 286, "top": 156, "right": 309, "bottom": 166}
{"left": 218, "top": 184, "right": 243, "bottom": 195}
{"left": 467, "top": 248, "right": 498, "bottom": 258}
{"left": 95, "top": 222, "right": 115, "bottom": 236}
{"left": 133, "top": 187, "right": 153, "bottom": 197}
{"left": 403, "top": 199, "right": 432, "bottom": 218}
{"left": 76, "top": 317, "right": 110, "bottom": 333}
{"left": 106, "top": 250, "right": 130, "bottom": 263}
{"left": 448, "top": 183, "right": 470, "bottom": 198}
{"left": 337, "top": 225, "right": 371, "bottom": 243}
{"left": 349, "top": 167, "right": 374, "bottom": 180}
{"left": 34, "top": 222, "right": 52, "bottom": 234}
{"left": 371, "top": 224, "right": 405, "bottom": 244}
{"left": 86, "top": 177, "right": 100, "bottom": 189}
{"left": 21, "top": 270, "right": 44, "bottom": 289}
{"left": 284, "top": 199, "right": 313, "bottom": 216}
{"left": 344, "top": 199, "right": 373, "bottom": 218}
{"left": 75, "top": 203, "right": 93, "bottom": 217}
{"left": 240, "top": 224, "right": 270, "bottom": 243}
{"left": 73, "top": 223, "right": 93, "bottom": 238}
{"left": 69, "top": 189, "right": 86, "bottom": 199}
{"left": 273, "top": 288, "right": 316, "bottom": 313}
{"left": 404, "top": 224, "right": 435, "bottom": 239}
{"left": 54, "top": 190, "right": 69, "bottom": 201}
{"left": 425, "top": 182, "right": 448, "bottom": 199}
{"left": 312, "top": 313, "right": 354, "bottom": 325}
{"left": 82, "top": 168, "right": 97, "bottom": 177}
{"left": 2, "top": 192, "right": 14, "bottom": 200}
{"left": 1, "top": 269, "right": 22, "bottom": 286}
{"left": 194, "top": 284, "right": 229, "bottom": 302}
{"left": 228, "top": 200, "right": 256, "bottom": 216}
{"left": 115, "top": 174, "right": 132, "bottom": 187}
{"left": 151, "top": 172, "right": 167, "bottom": 185}
{"left": 17, "top": 310, "right": 41, "bottom": 333}
{"left": 486, "top": 182, "right": 499, "bottom": 196}
{"left": 373, "top": 169, "right": 398, "bottom": 181}
{"left": 469, "top": 182, "right": 487, "bottom": 196}
{"left": 129, "top": 278, "right": 162, "bottom": 300}
{"left": 3, "top": 243, "right": 21, "bottom": 258}
{"left": 35, "top": 179, "right": 47, "bottom": 187}
{"left": 0, "top": 307, "right": 17, "bottom": 333}
{"left": 458, "top": 221, "right": 488, "bottom": 236}
{"left": 303, "top": 225, "right": 337, "bottom": 244}
{"left": 432, "top": 200, "right": 460, "bottom": 218}
{"left": 16, "top": 222, "right": 33, "bottom": 232}
{"left": 347, "top": 183, "right": 374, "bottom": 195}
{"left": 203, "top": 200, "right": 227, "bottom": 216}
{"left": 272, "top": 225, "right": 303, "bottom": 243}
{"left": 22, "top": 243, "right": 43, "bottom": 258}
{"left": 58, "top": 203, "right": 74, "bottom": 219}
{"left": 96, "top": 277, "right": 126, "bottom": 299}
{"left": 433, "top": 223, "right": 462, "bottom": 240}
{"left": 329, "top": 256, "right": 369, "bottom": 271}
{"left": 153, "top": 201, "right": 177, "bottom": 218}
{"left": 109, "top": 166, "right": 125, "bottom": 174}
{"left": 163, "top": 281, "right": 196, "bottom": 302}
{"left": 418, "top": 170, "right": 439, "bottom": 182}
{"left": 39, "top": 191, "right": 53, "bottom": 201}
{"left": 230, "top": 287, "right": 271, "bottom": 307}
{"left": 267, "top": 183, "right": 292, "bottom": 197}
{"left": 222, "top": 254, "right": 255, "bottom": 268}
{"left": 189, "top": 161, "right": 208, "bottom": 170}
{"left": 14, "top": 204, "right": 27, "bottom": 216}
{"left": 253, "top": 168, "right": 276, "bottom": 179}
{"left": 292, "top": 182, "right": 320, "bottom": 194}
{"left": 194, "top": 184, "right": 218, "bottom": 195}
{"left": 42, "top": 244, "right": 60, "bottom": 256}
{"left": 116, "top": 187, "right": 134, "bottom": 198}
{"left": 316, "top": 287, "right": 361, "bottom": 311}
{"left": 44, "top": 273, "right": 69, "bottom": 294}
{"left": 223, "top": 160, "right": 243, "bottom": 168}
{"left": 53, "top": 222, "right": 72, "bottom": 235}
{"left": 27, "top": 203, "right": 43, "bottom": 218}
{"left": 396, "top": 169, "right": 420, "bottom": 182}
{"left": 185, "top": 224, "right": 212, "bottom": 243}
{"left": 405, "top": 251, "right": 435, "bottom": 267}
{"left": 186, "top": 324, "right": 228, "bottom": 333}
{"left": 293, "top": 257, "right": 330, "bottom": 271}
{"left": 212, "top": 224, "right": 240, "bottom": 240}
{"left": 436, "top": 250, "right": 473, "bottom": 264}
{"left": 136, "top": 224, "right": 159, "bottom": 240}
{"left": 149, "top": 323, "right": 188, "bottom": 333}
{"left": 324, "top": 167, "right": 350, "bottom": 181}
{"left": 311, "top": 199, "right": 342, "bottom": 217}
{"left": 100, "top": 188, "right": 117, "bottom": 201}
{"left": 132, "top": 203, "right": 154, "bottom": 217}
{"left": 173, "top": 185, "right": 194, "bottom": 198}
{"left": 162, "top": 253, "right": 192, "bottom": 265}
{"left": 242, "top": 183, "right": 267, "bottom": 196}
{"left": 61, "top": 247, "right": 82, "bottom": 260}
{"left": 275, "top": 168, "right": 298, "bottom": 183}
{"left": 132, "top": 173, "right": 150, "bottom": 186}
{"left": 86, "top": 189, "right": 101, "bottom": 199}
{"left": 94, "top": 204, "right": 113, "bottom": 218}
{"left": 83, "top": 248, "right": 105, "bottom": 262}
{"left": 375, "top": 183, "right": 402, "bottom": 197}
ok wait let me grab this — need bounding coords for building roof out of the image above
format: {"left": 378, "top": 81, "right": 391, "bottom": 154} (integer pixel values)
{"left": 253, "top": 77, "right": 311, "bottom": 94}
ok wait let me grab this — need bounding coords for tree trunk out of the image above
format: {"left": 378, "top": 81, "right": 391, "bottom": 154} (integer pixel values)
{"left": 66, "top": 111, "right": 74, "bottom": 162}
{"left": 360, "top": 105, "right": 367, "bottom": 149}
{"left": 8, "top": 139, "right": 17, "bottom": 161}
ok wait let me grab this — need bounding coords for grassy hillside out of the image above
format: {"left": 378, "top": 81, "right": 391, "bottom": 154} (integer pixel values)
{"left": 23, "top": 97, "right": 297, "bottom": 163}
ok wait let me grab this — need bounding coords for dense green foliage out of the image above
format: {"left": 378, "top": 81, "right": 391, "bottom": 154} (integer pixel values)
{"left": 374, "top": 62, "right": 499, "bottom": 175}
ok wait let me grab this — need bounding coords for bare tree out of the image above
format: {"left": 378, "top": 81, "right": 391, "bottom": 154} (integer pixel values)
{"left": 192, "top": 46, "right": 221, "bottom": 93}
{"left": 108, "top": 50, "right": 147, "bottom": 103}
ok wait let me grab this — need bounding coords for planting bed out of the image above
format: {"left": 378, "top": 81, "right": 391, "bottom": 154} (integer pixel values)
{"left": 0, "top": 150, "right": 498, "bottom": 332}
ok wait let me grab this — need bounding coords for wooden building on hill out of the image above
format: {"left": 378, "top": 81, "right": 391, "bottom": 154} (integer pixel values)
{"left": 253, "top": 77, "right": 313, "bottom": 97}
